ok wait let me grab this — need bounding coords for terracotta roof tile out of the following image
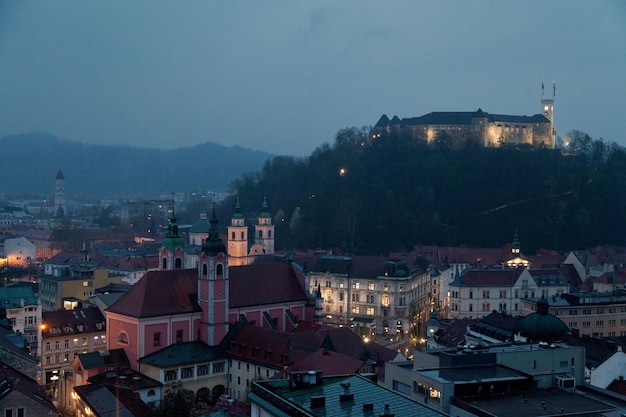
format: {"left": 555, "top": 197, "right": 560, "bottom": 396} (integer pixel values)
{"left": 106, "top": 269, "right": 199, "bottom": 318}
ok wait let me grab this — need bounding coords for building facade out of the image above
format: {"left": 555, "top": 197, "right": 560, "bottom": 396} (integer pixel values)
{"left": 449, "top": 267, "right": 570, "bottom": 319}
{"left": 304, "top": 255, "right": 432, "bottom": 342}
{"left": 373, "top": 98, "right": 556, "bottom": 149}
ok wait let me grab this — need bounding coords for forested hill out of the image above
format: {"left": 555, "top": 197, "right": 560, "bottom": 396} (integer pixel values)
{"left": 0, "top": 133, "right": 272, "bottom": 199}
{"left": 229, "top": 129, "right": 626, "bottom": 254}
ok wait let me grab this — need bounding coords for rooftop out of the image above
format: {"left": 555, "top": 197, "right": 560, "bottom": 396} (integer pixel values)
{"left": 251, "top": 373, "right": 446, "bottom": 417}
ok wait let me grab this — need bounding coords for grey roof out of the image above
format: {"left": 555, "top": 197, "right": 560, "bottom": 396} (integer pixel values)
{"left": 252, "top": 374, "right": 447, "bottom": 417}
{"left": 375, "top": 109, "right": 550, "bottom": 128}
{"left": 139, "top": 341, "right": 224, "bottom": 368}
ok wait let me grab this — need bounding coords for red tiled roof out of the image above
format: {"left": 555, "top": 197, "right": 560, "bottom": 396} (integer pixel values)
{"left": 106, "top": 269, "right": 199, "bottom": 318}
{"left": 229, "top": 262, "right": 309, "bottom": 308}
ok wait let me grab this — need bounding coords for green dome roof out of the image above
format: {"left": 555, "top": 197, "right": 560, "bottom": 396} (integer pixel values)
{"left": 190, "top": 218, "right": 211, "bottom": 233}
{"left": 515, "top": 298, "right": 569, "bottom": 342}
{"left": 232, "top": 197, "right": 244, "bottom": 220}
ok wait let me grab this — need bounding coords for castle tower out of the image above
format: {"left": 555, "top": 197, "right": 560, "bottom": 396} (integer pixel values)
{"left": 255, "top": 196, "right": 275, "bottom": 255}
{"left": 227, "top": 197, "right": 249, "bottom": 266}
{"left": 54, "top": 170, "right": 67, "bottom": 217}
{"left": 159, "top": 202, "right": 185, "bottom": 270}
{"left": 198, "top": 203, "right": 229, "bottom": 346}
{"left": 541, "top": 81, "right": 556, "bottom": 147}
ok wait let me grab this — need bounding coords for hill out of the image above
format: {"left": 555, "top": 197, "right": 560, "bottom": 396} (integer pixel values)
{"left": 0, "top": 133, "right": 273, "bottom": 200}
{"left": 227, "top": 128, "right": 626, "bottom": 254}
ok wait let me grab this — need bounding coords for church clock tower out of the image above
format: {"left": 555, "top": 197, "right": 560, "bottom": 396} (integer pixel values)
{"left": 159, "top": 202, "right": 185, "bottom": 270}
{"left": 198, "top": 203, "right": 229, "bottom": 346}
{"left": 255, "top": 197, "right": 274, "bottom": 255}
{"left": 227, "top": 197, "right": 249, "bottom": 266}
{"left": 54, "top": 170, "right": 67, "bottom": 217}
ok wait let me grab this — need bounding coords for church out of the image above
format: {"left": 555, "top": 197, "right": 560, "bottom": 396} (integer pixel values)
{"left": 105, "top": 199, "right": 317, "bottom": 369}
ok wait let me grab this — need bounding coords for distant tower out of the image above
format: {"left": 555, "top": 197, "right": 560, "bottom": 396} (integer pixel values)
{"left": 227, "top": 197, "right": 249, "bottom": 266}
{"left": 159, "top": 201, "right": 185, "bottom": 270}
{"left": 541, "top": 81, "right": 556, "bottom": 147}
{"left": 255, "top": 197, "right": 275, "bottom": 255}
{"left": 198, "top": 203, "right": 229, "bottom": 346}
{"left": 511, "top": 228, "right": 521, "bottom": 256}
{"left": 54, "top": 170, "right": 67, "bottom": 217}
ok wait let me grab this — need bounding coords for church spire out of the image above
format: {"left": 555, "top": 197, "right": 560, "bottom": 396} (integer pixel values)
{"left": 512, "top": 228, "right": 520, "bottom": 255}
{"left": 202, "top": 203, "right": 226, "bottom": 256}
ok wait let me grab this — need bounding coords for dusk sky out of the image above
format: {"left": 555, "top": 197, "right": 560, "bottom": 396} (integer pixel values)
{"left": 1, "top": 1, "right": 625, "bottom": 156}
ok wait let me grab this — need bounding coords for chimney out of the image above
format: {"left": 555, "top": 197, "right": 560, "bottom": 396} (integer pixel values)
{"left": 339, "top": 382, "right": 354, "bottom": 402}
{"left": 379, "top": 404, "right": 394, "bottom": 417}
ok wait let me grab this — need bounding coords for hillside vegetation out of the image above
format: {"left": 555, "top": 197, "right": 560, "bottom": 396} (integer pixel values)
{"left": 229, "top": 129, "right": 626, "bottom": 254}
{"left": 0, "top": 133, "right": 272, "bottom": 200}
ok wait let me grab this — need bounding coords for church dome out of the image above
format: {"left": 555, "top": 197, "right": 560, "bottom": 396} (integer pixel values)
{"left": 514, "top": 298, "right": 569, "bottom": 342}
{"left": 190, "top": 211, "right": 211, "bottom": 234}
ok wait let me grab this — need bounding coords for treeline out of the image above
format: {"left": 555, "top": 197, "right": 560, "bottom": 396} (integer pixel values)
{"left": 221, "top": 129, "right": 626, "bottom": 255}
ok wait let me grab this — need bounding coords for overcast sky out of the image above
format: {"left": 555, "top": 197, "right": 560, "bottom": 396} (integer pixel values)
{"left": 1, "top": 1, "right": 625, "bottom": 156}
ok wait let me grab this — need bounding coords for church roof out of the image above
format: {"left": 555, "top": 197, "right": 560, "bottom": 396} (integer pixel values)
{"left": 229, "top": 262, "right": 309, "bottom": 308}
{"left": 106, "top": 261, "right": 309, "bottom": 319}
{"left": 56, "top": 170, "right": 64, "bottom": 180}
{"left": 106, "top": 269, "right": 200, "bottom": 318}
{"left": 190, "top": 216, "right": 211, "bottom": 233}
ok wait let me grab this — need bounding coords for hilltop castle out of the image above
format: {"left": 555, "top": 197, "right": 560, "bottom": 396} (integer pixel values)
{"left": 373, "top": 97, "right": 556, "bottom": 149}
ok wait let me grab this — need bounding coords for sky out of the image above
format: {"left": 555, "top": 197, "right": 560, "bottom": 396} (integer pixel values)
{"left": 1, "top": 1, "right": 625, "bottom": 156}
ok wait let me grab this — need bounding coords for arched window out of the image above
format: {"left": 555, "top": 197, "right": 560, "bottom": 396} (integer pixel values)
{"left": 268, "top": 230, "right": 272, "bottom": 238}
{"left": 162, "top": 257, "right": 167, "bottom": 270}
{"left": 216, "top": 263, "right": 223, "bottom": 276}
{"left": 175, "top": 257, "right": 182, "bottom": 269}
{"left": 147, "top": 389, "right": 156, "bottom": 397}
{"left": 202, "top": 263, "right": 208, "bottom": 275}
{"left": 240, "top": 231, "right": 244, "bottom": 239}
{"left": 258, "top": 230, "right": 263, "bottom": 238}
{"left": 231, "top": 232, "right": 235, "bottom": 239}
{"left": 117, "top": 331, "right": 130, "bottom": 346}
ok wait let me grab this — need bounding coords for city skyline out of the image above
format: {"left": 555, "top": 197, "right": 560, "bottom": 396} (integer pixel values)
{"left": 1, "top": 1, "right": 624, "bottom": 156}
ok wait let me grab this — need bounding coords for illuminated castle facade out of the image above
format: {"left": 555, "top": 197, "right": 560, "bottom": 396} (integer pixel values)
{"left": 374, "top": 97, "right": 556, "bottom": 149}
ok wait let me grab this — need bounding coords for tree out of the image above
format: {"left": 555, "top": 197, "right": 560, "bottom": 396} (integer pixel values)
{"left": 158, "top": 381, "right": 202, "bottom": 417}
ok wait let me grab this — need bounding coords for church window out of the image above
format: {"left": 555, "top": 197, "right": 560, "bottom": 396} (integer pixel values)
{"left": 258, "top": 230, "right": 262, "bottom": 238}
{"left": 469, "top": 304, "right": 473, "bottom": 312}
{"left": 202, "top": 264, "right": 208, "bottom": 275}
{"left": 231, "top": 232, "right": 235, "bottom": 239}
{"left": 268, "top": 230, "right": 272, "bottom": 238}
{"left": 176, "top": 329, "right": 183, "bottom": 343}
{"left": 162, "top": 258, "right": 167, "bottom": 270}
{"left": 117, "top": 331, "right": 130, "bottom": 345}
{"left": 241, "top": 232, "right": 244, "bottom": 239}
{"left": 217, "top": 264, "right": 224, "bottom": 276}
{"left": 175, "top": 258, "right": 182, "bottom": 269}
{"left": 153, "top": 332, "right": 161, "bottom": 347}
